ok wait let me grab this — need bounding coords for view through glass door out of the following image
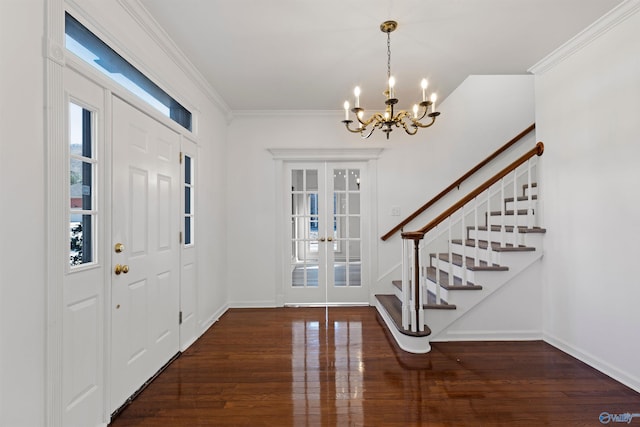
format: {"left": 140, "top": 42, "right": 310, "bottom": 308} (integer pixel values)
{"left": 286, "top": 162, "right": 367, "bottom": 305}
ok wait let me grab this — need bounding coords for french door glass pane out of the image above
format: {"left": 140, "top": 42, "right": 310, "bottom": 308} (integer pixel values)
{"left": 291, "top": 169, "right": 320, "bottom": 288}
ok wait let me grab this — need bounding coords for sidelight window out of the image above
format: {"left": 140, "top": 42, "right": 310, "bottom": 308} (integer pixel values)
{"left": 69, "top": 102, "right": 97, "bottom": 267}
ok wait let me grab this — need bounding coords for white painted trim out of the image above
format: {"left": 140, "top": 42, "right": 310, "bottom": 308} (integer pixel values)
{"left": 268, "top": 148, "right": 384, "bottom": 161}
{"left": 45, "top": 1, "right": 66, "bottom": 426}
{"left": 199, "top": 304, "right": 229, "bottom": 334}
{"left": 116, "top": 0, "right": 231, "bottom": 116}
{"left": 234, "top": 109, "right": 343, "bottom": 117}
{"left": 228, "top": 301, "right": 279, "bottom": 308}
{"left": 544, "top": 333, "right": 640, "bottom": 393}
{"left": 529, "top": 0, "right": 640, "bottom": 75}
{"left": 374, "top": 298, "right": 431, "bottom": 354}
{"left": 284, "top": 303, "right": 370, "bottom": 308}
{"left": 431, "top": 330, "right": 543, "bottom": 342}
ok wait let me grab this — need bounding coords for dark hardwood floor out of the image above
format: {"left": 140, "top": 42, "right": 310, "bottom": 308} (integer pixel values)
{"left": 109, "top": 307, "right": 640, "bottom": 426}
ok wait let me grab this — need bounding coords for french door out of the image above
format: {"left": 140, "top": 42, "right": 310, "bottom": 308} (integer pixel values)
{"left": 110, "top": 97, "right": 181, "bottom": 413}
{"left": 285, "top": 162, "right": 368, "bottom": 305}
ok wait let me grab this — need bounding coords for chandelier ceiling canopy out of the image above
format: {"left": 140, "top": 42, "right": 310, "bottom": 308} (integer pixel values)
{"left": 342, "top": 20, "right": 441, "bottom": 139}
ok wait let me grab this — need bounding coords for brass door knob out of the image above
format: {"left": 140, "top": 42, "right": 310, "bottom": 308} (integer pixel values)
{"left": 114, "top": 243, "right": 125, "bottom": 253}
{"left": 327, "top": 236, "right": 333, "bottom": 242}
{"left": 114, "top": 264, "right": 123, "bottom": 275}
{"left": 319, "top": 237, "right": 326, "bottom": 242}
{"left": 122, "top": 265, "right": 129, "bottom": 274}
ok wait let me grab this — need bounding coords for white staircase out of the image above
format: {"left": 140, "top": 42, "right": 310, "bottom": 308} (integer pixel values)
{"left": 375, "top": 144, "right": 545, "bottom": 353}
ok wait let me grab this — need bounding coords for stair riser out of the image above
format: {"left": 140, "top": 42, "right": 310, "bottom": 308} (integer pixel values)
{"left": 488, "top": 213, "right": 536, "bottom": 228}
{"left": 466, "top": 228, "right": 529, "bottom": 246}
{"left": 429, "top": 258, "right": 477, "bottom": 282}
{"left": 523, "top": 185, "right": 538, "bottom": 198}
{"left": 449, "top": 243, "right": 502, "bottom": 265}
{"left": 425, "top": 280, "right": 450, "bottom": 302}
{"left": 505, "top": 199, "right": 537, "bottom": 212}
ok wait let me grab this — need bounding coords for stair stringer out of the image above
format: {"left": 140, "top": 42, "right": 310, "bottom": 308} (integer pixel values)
{"left": 373, "top": 297, "right": 432, "bottom": 354}
{"left": 424, "top": 240, "right": 544, "bottom": 339}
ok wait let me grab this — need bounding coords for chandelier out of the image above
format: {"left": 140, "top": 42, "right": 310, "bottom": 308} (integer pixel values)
{"left": 342, "top": 20, "right": 441, "bottom": 139}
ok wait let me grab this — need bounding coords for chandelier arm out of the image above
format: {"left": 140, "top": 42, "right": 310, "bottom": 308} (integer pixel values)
{"left": 355, "top": 111, "right": 385, "bottom": 127}
{"left": 342, "top": 120, "right": 365, "bottom": 134}
{"left": 360, "top": 126, "right": 377, "bottom": 139}
{"left": 410, "top": 114, "right": 438, "bottom": 129}
{"left": 398, "top": 118, "right": 419, "bottom": 135}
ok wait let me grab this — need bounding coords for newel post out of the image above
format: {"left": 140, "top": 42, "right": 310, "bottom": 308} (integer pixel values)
{"left": 402, "top": 231, "right": 425, "bottom": 332}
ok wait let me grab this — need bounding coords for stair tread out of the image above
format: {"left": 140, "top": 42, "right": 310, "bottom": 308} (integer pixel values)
{"left": 431, "top": 253, "right": 508, "bottom": 271}
{"left": 489, "top": 209, "right": 531, "bottom": 216}
{"left": 450, "top": 239, "right": 535, "bottom": 252}
{"left": 471, "top": 225, "right": 547, "bottom": 233}
{"left": 375, "top": 294, "right": 432, "bottom": 337}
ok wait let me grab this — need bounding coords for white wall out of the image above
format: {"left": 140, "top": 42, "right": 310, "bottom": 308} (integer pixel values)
{"left": 63, "top": 0, "right": 230, "bottom": 342}
{"left": 226, "top": 75, "right": 536, "bottom": 310}
{"left": 0, "top": 1, "right": 46, "bottom": 426}
{"left": 0, "top": 0, "right": 230, "bottom": 425}
{"left": 533, "top": 1, "right": 640, "bottom": 391}
{"left": 375, "top": 75, "right": 536, "bottom": 289}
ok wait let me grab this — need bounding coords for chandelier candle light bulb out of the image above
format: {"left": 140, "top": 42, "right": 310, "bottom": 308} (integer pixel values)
{"left": 341, "top": 20, "right": 441, "bottom": 139}
{"left": 421, "top": 79, "right": 428, "bottom": 102}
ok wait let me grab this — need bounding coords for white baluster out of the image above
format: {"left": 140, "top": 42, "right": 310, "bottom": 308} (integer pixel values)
{"left": 527, "top": 158, "right": 533, "bottom": 229}
{"left": 418, "top": 241, "right": 425, "bottom": 332}
{"left": 512, "top": 170, "right": 519, "bottom": 247}
{"left": 447, "top": 216, "right": 453, "bottom": 292}
{"left": 461, "top": 205, "right": 467, "bottom": 286}
{"left": 473, "top": 197, "right": 479, "bottom": 268}
{"left": 401, "top": 236, "right": 409, "bottom": 330}
{"left": 486, "top": 186, "right": 493, "bottom": 265}
{"left": 500, "top": 179, "right": 506, "bottom": 247}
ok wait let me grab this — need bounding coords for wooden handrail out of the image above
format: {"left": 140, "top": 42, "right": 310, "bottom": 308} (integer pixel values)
{"left": 402, "top": 141, "right": 544, "bottom": 240}
{"left": 381, "top": 123, "right": 536, "bottom": 241}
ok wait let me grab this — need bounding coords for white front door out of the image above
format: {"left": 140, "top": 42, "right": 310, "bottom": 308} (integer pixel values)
{"left": 285, "top": 162, "right": 368, "bottom": 305}
{"left": 110, "top": 97, "right": 180, "bottom": 413}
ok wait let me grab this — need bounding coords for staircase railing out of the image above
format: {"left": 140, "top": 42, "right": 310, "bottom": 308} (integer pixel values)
{"left": 399, "top": 141, "right": 544, "bottom": 332}
{"left": 381, "top": 123, "right": 536, "bottom": 241}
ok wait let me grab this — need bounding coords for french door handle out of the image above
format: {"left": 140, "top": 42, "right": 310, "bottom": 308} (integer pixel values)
{"left": 319, "top": 237, "right": 326, "bottom": 242}
{"left": 327, "top": 237, "right": 333, "bottom": 242}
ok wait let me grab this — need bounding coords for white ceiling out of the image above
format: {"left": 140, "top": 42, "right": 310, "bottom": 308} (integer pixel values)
{"left": 138, "top": 0, "right": 621, "bottom": 112}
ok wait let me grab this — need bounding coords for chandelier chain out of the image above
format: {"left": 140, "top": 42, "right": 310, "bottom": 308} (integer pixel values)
{"left": 387, "top": 31, "right": 391, "bottom": 80}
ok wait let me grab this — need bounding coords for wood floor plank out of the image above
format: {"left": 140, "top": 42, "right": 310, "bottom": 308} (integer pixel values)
{"left": 109, "top": 307, "right": 640, "bottom": 426}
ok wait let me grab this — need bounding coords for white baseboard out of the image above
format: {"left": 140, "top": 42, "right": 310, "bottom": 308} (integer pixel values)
{"left": 544, "top": 332, "right": 640, "bottom": 393}
{"left": 227, "top": 300, "right": 278, "bottom": 308}
{"left": 432, "top": 329, "right": 543, "bottom": 342}
{"left": 199, "top": 303, "right": 229, "bottom": 334}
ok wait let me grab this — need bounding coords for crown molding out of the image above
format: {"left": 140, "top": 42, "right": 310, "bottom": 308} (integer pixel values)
{"left": 268, "top": 148, "right": 384, "bottom": 161}
{"left": 529, "top": 0, "right": 640, "bottom": 75}
{"left": 116, "top": 0, "right": 231, "bottom": 115}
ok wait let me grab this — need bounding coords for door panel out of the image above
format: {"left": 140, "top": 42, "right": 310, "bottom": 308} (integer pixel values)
{"left": 62, "top": 67, "right": 105, "bottom": 427}
{"left": 285, "top": 162, "right": 367, "bottom": 305}
{"left": 111, "top": 96, "right": 180, "bottom": 413}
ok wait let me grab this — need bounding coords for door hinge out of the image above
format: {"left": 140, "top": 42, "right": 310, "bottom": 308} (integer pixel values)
{"left": 179, "top": 151, "right": 183, "bottom": 164}
{"left": 179, "top": 231, "right": 183, "bottom": 244}
{"left": 179, "top": 311, "right": 183, "bottom": 325}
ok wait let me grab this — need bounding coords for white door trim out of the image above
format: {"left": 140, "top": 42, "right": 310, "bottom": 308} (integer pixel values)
{"left": 270, "top": 148, "right": 383, "bottom": 307}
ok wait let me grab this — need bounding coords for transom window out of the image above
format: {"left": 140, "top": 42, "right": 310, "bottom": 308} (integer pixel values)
{"left": 64, "top": 12, "right": 192, "bottom": 131}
